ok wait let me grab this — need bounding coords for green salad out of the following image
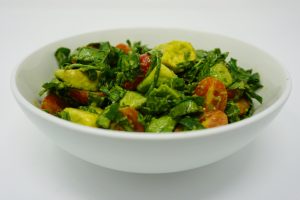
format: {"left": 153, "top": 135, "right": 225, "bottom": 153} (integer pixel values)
{"left": 39, "top": 40, "right": 263, "bottom": 132}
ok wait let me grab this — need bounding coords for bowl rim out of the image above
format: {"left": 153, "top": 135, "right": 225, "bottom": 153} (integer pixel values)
{"left": 11, "top": 27, "right": 292, "bottom": 141}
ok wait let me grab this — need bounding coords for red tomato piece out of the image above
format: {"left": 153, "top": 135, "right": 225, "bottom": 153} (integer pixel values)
{"left": 139, "top": 53, "right": 151, "bottom": 75}
{"left": 119, "top": 107, "right": 144, "bottom": 132}
{"left": 236, "top": 98, "right": 250, "bottom": 115}
{"left": 41, "top": 93, "right": 66, "bottom": 115}
{"left": 69, "top": 89, "right": 89, "bottom": 105}
{"left": 200, "top": 110, "right": 228, "bottom": 128}
{"left": 116, "top": 43, "right": 131, "bottom": 54}
{"left": 194, "top": 77, "right": 228, "bottom": 111}
{"left": 123, "top": 75, "right": 144, "bottom": 90}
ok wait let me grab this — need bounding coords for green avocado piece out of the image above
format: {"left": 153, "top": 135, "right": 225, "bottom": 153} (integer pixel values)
{"left": 97, "top": 114, "right": 111, "bottom": 129}
{"left": 156, "top": 40, "right": 197, "bottom": 73}
{"left": 55, "top": 69, "right": 99, "bottom": 91}
{"left": 146, "top": 116, "right": 176, "bottom": 132}
{"left": 170, "top": 100, "right": 199, "bottom": 117}
{"left": 210, "top": 62, "right": 233, "bottom": 86}
{"left": 96, "top": 106, "right": 113, "bottom": 129}
{"left": 137, "top": 64, "right": 177, "bottom": 93}
{"left": 63, "top": 107, "right": 98, "bottom": 127}
{"left": 120, "top": 91, "right": 147, "bottom": 108}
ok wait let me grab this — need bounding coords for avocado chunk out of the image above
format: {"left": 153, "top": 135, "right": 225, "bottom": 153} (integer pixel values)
{"left": 210, "top": 62, "right": 233, "bottom": 86}
{"left": 96, "top": 105, "right": 113, "bottom": 129}
{"left": 55, "top": 69, "right": 99, "bottom": 91}
{"left": 137, "top": 64, "right": 177, "bottom": 93}
{"left": 62, "top": 107, "right": 98, "bottom": 127}
{"left": 156, "top": 40, "right": 197, "bottom": 73}
{"left": 170, "top": 100, "right": 199, "bottom": 117}
{"left": 97, "top": 114, "right": 111, "bottom": 129}
{"left": 119, "top": 91, "right": 147, "bottom": 108}
{"left": 146, "top": 116, "right": 176, "bottom": 132}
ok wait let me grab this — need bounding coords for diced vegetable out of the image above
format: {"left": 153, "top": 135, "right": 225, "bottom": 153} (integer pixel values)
{"left": 55, "top": 69, "right": 99, "bottom": 91}
{"left": 210, "top": 62, "right": 233, "bottom": 86}
{"left": 194, "top": 77, "right": 228, "bottom": 111}
{"left": 146, "top": 116, "right": 176, "bottom": 132}
{"left": 116, "top": 43, "right": 131, "bottom": 54}
{"left": 62, "top": 107, "right": 98, "bottom": 127}
{"left": 170, "top": 100, "right": 199, "bottom": 117}
{"left": 137, "top": 64, "right": 177, "bottom": 93}
{"left": 156, "top": 41, "right": 197, "bottom": 73}
{"left": 41, "top": 93, "right": 66, "bottom": 114}
{"left": 120, "top": 91, "right": 147, "bottom": 108}
{"left": 200, "top": 110, "right": 228, "bottom": 128}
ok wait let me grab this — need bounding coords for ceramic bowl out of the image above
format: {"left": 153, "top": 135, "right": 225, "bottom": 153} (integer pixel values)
{"left": 11, "top": 28, "right": 291, "bottom": 173}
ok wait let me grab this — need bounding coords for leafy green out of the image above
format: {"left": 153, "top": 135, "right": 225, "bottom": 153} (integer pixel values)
{"left": 127, "top": 40, "right": 151, "bottom": 54}
{"left": 55, "top": 47, "right": 71, "bottom": 68}
{"left": 227, "top": 59, "right": 263, "bottom": 103}
{"left": 178, "top": 116, "right": 204, "bottom": 131}
{"left": 170, "top": 100, "right": 199, "bottom": 117}
{"left": 225, "top": 100, "right": 241, "bottom": 123}
{"left": 146, "top": 116, "right": 176, "bottom": 132}
{"left": 116, "top": 53, "right": 140, "bottom": 83}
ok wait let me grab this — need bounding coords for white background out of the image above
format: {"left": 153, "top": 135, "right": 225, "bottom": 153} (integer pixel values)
{"left": 2, "top": 0, "right": 300, "bottom": 199}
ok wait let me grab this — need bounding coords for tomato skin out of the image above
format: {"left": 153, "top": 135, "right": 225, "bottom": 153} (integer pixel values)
{"left": 194, "top": 77, "right": 228, "bottom": 111}
{"left": 69, "top": 89, "right": 89, "bottom": 105}
{"left": 41, "top": 93, "right": 66, "bottom": 115}
{"left": 116, "top": 43, "right": 131, "bottom": 54}
{"left": 200, "top": 110, "right": 228, "bottom": 128}
{"left": 119, "top": 107, "right": 144, "bottom": 132}
{"left": 236, "top": 98, "right": 250, "bottom": 115}
{"left": 139, "top": 54, "right": 151, "bottom": 75}
{"left": 123, "top": 75, "right": 144, "bottom": 90}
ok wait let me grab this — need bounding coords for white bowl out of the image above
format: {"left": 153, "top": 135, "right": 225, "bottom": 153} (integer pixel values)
{"left": 11, "top": 28, "right": 291, "bottom": 173}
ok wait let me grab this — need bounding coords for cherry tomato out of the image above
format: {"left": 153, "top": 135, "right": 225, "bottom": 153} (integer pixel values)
{"left": 236, "top": 98, "right": 250, "bottom": 115}
{"left": 227, "top": 89, "right": 237, "bottom": 99}
{"left": 69, "top": 89, "right": 106, "bottom": 105}
{"left": 116, "top": 43, "right": 131, "bottom": 54}
{"left": 139, "top": 53, "right": 151, "bottom": 75}
{"left": 41, "top": 93, "right": 66, "bottom": 115}
{"left": 119, "top": 107, "right": 144, "bottom": 132}
{"left": 194, "top": 77, "right": 228, "bottom": 111}
{"left": 123, "top": 75, "right": 144, "bottom": 90}
{"left": 200, "top": 110, "right": 228, "bottom": 128}
{"left": 69, "top": 89, "right": 89, "bottom": 105}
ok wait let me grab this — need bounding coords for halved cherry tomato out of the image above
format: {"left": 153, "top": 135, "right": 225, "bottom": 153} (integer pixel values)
{"left": 194, "top": 77, "right": 228, "bottom": 111}
{"left": 139, "top": 53, "right": 151, "bottom": 75}
{"left": 123, "top": 75, "right": 144, "bottom": 90}
{"left": 236, "top": 98, "right": 250, "bottom": 115}
{"left": 69, "top": 89, "right": 89, "bottom": 105}
{"left": 41, "top": 93, "right": 67, "bottom": 115}
{"left": 200, "top": 110, "right": 228, "bottom": 128}
{"left": 119, "top": 107, "right": 144, "bottom": 132}
{"left": 116, "top": 43, "right": 131, "bottom": 54}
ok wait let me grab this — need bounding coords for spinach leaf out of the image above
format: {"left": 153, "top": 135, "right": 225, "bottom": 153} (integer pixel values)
{"left": 127, "top": 40, "right": 151, "bottom": 54}
{"left": 225, "top": 100, "right": 241, "bottom": 123}
{"left": 117, "top": 53, "right": 140, "bottom": 83}
{"left": 178, "top": 116, "right": 204, "bottom": 130}
{"left": 227, "top": 59, "right": 263, "bottom": 103}
{"left": 55, "top": 47, "right": 71, "bottom": 68}
{"left": 70, "top": 42, "right": 111, "bottom": 66}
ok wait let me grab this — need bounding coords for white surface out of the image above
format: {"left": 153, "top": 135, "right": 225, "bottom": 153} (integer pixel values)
{"left": 2, "top": 0, "right": 300, "bottom": 199}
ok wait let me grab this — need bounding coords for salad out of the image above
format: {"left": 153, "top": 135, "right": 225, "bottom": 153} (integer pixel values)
{"left": 39, "top": 40, "right": 263, "bottom": 132}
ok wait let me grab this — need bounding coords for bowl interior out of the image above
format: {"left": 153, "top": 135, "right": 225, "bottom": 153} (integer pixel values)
{"left": 14, "top": 28, "right": 289, "bottom": 124}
